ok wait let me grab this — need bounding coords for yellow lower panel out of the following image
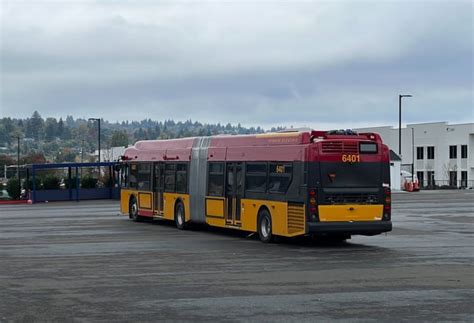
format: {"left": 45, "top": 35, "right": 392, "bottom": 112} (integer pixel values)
{"left": 138, "top": 192, "right": 152, "bottom": 210}
{"left": 240, "top": 199, "right": 288, "bottom": 236}
{"left": 163, "top": 193, "right": 190, "bottom": 221}
{"left": 319, "top": 204, "right": 383, "bottom": 222}
{"left": 206, "top": 216, "right": 226, "bottom": 228}
{"left": 206, "top": 198, "right": 225, "bottom": 218}
{"left": 120, "top": 189, "right": 134, "bottom": 214}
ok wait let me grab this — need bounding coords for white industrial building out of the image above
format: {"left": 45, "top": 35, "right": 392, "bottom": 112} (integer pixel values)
{"left": 355, "top": 122, "right": 474, "bottom": 189}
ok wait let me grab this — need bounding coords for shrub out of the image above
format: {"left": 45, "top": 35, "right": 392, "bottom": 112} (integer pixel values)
{"left": 6, "top": 178, "right": 21, "bottom": 200}
{"left": 42, "top": 175, "right": 61, "bottom": 190}
{"left": 25, "top": 178, "right": 42, "bottom": 190}
{"left": 65, "top": 177, "right": 78, "bottom": 189}
{"left": 81, "top": 176, "right": 98, "bottom": 189}
{"left": 99, "top": 175, "right": 114, "bottom": 188}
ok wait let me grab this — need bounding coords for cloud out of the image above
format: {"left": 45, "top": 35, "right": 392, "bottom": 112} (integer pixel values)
{"left": 1, "top": 0, "right": 472, "bottom": 129}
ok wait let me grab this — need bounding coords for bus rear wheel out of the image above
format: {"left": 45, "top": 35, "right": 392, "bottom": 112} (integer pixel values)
{"left": 175, "top": 202, "right": 186, "bottom": 230}
{"left": 129, "top": 196, "right": 140, "bottom": 222}
{"left": 258, "top": 209, "right": 273, "bottom": 243}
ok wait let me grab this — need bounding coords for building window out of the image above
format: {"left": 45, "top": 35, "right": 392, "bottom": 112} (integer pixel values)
{"left": 461, "top": 171, "right": 468, "bottom": 188}
{"left": 417, "top": 171, "right": 424, "bottom": 187}
{"left": 208, "top": 162, "right": 225, "bottom": 196}
{"left": 427, "top": 171, "right": 435, "bottom": 187}
{"left": 268, "top": 163, "right": 293, "bottom": 193}
{"left": 416, "top": 147, "right": 424, "bottom": 160}
{"left": 461, "top": 145, "right": 468, "bottom": 159}
{"left": 245, "top": 162, "right": 267, "bottom": 192}
{"left": 427, "top": 146, "right": 435, "bottom": 160}
{"left": 449, "top": 171, "right": 457, "bottom": 187}
{"left": 449, "top": 145, "right": 457, "bottom": 159}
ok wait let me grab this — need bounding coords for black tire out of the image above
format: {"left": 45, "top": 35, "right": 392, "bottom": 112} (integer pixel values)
{"left": 257, "top": 209, "right": 273, "bottom": 243}
{"left": 129, "top": 196, "right": 140, "bottom": 222}
{"left": 174, "top": 202, "right": 186, "bottom": 230}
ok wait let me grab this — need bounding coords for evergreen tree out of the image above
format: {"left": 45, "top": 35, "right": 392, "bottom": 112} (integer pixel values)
{"left": 26, "top": 111, "right": 44, "bottom": 140}
{"left": 110, "top": 130, "right": 129, "bottom": 147}
{"left": 44, "top": 117, "right": 58, "bottom": 141}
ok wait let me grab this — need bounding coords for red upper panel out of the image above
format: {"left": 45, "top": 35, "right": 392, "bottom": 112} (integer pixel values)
{"left": 123, "top": 130, "right": 388, "bottom": 163}
{"left": 124, "top": 138, "right": 195, "bottom": 162}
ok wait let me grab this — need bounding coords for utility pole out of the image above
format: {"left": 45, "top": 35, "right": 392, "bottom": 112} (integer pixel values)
{"left": 88, "top": 118, "right": 101, "bottom": 163}
{"left": 11, "top": 135, "right": 21, "bottom": 193}
{"left": 411, "top": 127, "right": 415, "bottom": 183}
{"left": 398, "top": 94, "right": 412, "bottom": 157}
{"left": 81, "top": 139, "right": 85, "bottom": 163}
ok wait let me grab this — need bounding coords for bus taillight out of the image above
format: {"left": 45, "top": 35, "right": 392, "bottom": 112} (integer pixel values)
{"left": 383, "top": 187, "right": 391, "bottom": 221}
{"left": 309, "top": 190, "right": 318, "bottom": 221}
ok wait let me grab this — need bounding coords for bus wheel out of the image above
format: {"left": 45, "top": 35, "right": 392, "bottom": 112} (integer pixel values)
{"left": 258, "top": 209, "right": 273, "bottom": 243}
{"left": 129, "top": 196, "right": 140, "bottom": 222}
{"left": 175, "top": 202, "right": 186, "bottom": 230}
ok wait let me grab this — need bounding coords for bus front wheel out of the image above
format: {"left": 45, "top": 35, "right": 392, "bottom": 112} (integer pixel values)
{"left": 258, "top": 209, "right": 273, "bottom": 243}
{"left": 129, "top": 196, "right": 140, "bottom": 222}
{"left": 175, "top": 202, "right": 186, "bottom": 230}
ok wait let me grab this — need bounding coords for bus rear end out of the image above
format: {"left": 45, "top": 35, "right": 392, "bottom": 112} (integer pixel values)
{"left": 306, "top": 130, "right": 392, "bottom": 238}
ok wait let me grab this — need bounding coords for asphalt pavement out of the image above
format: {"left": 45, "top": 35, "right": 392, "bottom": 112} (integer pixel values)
{"left": 0, "top": 190, "right": 473, "bottom": 322}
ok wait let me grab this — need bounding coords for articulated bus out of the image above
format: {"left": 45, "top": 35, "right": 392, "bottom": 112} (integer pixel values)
{"left": 119, "top": 130, "right": 392, "bottom": 242}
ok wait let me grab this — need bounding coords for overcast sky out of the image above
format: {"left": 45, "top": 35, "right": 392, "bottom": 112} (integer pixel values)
{"left": 1, "top": 0, "right": 472, "bottom": 129}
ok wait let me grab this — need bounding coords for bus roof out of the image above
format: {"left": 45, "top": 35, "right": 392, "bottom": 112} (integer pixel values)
{"left": 123, "top": 130, "right": 383, "bottom": 162}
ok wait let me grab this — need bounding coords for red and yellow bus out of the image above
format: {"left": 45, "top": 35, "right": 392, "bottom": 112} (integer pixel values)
{"left": 119, "top": 129, "right": 392, "bottom": 242}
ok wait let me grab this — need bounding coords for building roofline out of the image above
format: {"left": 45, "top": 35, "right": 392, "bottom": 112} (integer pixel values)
{"left": 407, "top": 121, "right": 474, "bottom": 127}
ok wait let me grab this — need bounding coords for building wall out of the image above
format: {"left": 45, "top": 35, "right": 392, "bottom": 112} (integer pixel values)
{"left": 356, "top": 122, "right": 474, "bottom": 188}
{"left": 390, "top": 160, "right": 401, "bottom": 191}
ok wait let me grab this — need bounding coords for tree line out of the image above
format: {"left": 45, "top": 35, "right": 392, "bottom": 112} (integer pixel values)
{"left": 0, "top": 111, "right": 281, "bottom": 167}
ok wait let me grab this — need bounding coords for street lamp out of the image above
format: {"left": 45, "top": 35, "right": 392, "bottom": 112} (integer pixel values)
{"left": 11, "top": 135, "right": 21, "bottom": 193}
{"left": 88, "top": 118, "right": 101, "bottom": 163}
{"left": 398, "top": 94, "right": 412, "bottom": 156}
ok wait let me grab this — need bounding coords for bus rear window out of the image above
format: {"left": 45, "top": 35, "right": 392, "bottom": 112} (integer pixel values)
{"left": 360, "top": 143, "right": 377, "bottom": 154}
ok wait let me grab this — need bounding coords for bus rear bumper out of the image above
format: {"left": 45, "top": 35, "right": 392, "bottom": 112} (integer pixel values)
{"left": 307, "top": 221, "right": 392, "bottom": 236}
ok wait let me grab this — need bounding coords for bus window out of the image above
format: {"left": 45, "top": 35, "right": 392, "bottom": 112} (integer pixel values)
{"left": 120, "top": 164, "right": 129, "bottom": 188}
{"left": 129, "top": 163, "right": 138, "bottom": 189}
{"left": 165, "top": 163, "right": 176, "bottom": 192}
{"left": 176, "top": 164, "right": 187, "bottom": 193}
{"left": 246, "top": 162, "right": 267, "bottom": 192}
{"left": 208, "top": 162, "right": 224, "bottom": 196}
{"left": 137, "top": 163, "right": 151, "bottom": 191}
{"left": 268, "top": 163, "right": 293, "bottom": 193}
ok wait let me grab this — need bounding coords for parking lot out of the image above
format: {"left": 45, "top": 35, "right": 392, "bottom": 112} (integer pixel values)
{"left": 1, "top": 191, "right": 473, "bottom": 321}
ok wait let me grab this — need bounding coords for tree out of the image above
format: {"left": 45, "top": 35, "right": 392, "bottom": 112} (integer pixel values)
{"left": 0, "top": 155, "right": 15, "bottom": 170}
{"left": 7, "top": 178, "right": 21, "bottom": 199}
{"left": 55, "top": 148, "right": 76, "bottom": 163}
{"left": 57, "top": 118, "right": 65, "bottom": 137}
{"left": 26, "top": 111, "right": 44, "bottom": 140}
{"left": 21, "top": 153, "right": 47, "bottom": 165}
{"left": 44, "top": 117, "right": 58, "bottom": 141}
{"left": 110, "top": 130, "right": 129, "bottom": 147}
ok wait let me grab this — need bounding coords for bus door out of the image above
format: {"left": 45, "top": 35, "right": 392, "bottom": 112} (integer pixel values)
{"left": 226, "top": 162, "right": 243, "bottom": 226}
{"left": 153, "top": 163, "right": 165, "bottom": 216}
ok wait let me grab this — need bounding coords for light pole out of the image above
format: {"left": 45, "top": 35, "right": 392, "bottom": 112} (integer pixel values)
{"left": 88, "top": 118, "right": 101, "bottom": 163}
{"left": 11, "top": 135, "right": 21, "bottom": 192}
{"left": 398, "top": 94, "right": 412, "bottom": 156}
{"left": 411, "top": 127, "right": 415, "bottom": 183}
